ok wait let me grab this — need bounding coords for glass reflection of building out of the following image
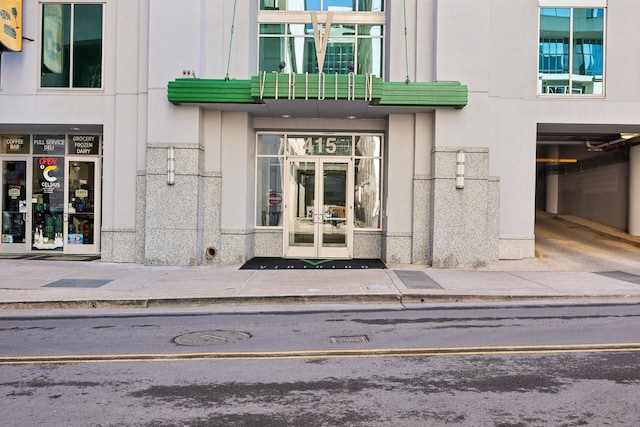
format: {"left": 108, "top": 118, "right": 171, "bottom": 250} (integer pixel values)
{"left": 259, "top": 0, "right": 384, "bottom": 77}
{"left": 539, "top": 8, "right": 604, "bottom": 95}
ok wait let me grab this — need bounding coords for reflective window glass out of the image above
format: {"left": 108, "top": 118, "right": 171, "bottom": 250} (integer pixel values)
{"left": 572, "top": 8, "right": 603, "bottom": 95}
{"left": 355, "top": 135, "right": 381, "bottom": 157}
{"left": 259, "top": 35, "right": 285, "bottom": 73}
{"left": 260, "top": 0, "right": 285, "bottom": 10}
{"left": 259, "top": 2, "right": 384, "bottom": 76}
{"left": 260, "top": 0, "right": 384, "bottom": 11}
{"left": 358, "top": 25, "right": 382, "bottom": 76}
{"left": 41, "top": 3, "right": 103, "bottom": 89}
{"left": 256, "top": 157, "right": 284, "bottom": 226}
{"left": 358, "top": 0, "right": 383, "bottom": 12}
{"left": 258, "top": 134, "right": 285, "bottom": 156}
{"left": 324, "top": 0, "right": 355, "bottom": 11}
{"left": 256, "top": 133, "right": 383, "bottom": 229}
{"left": 41, "top": 4, "right": 71, "bottom": 87}
{"left": 539, "top": 7, "right": 604, "bottom": 95}
{"left": 323, "top": 25, "right": 355, "bottom": 74}
{"left": 354, "top": 157, "right": 381, "bottom": 229}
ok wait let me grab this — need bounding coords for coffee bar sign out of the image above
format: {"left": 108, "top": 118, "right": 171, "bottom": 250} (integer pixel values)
{"left": 1, "top": 135, "right": 29, "bottom": 154}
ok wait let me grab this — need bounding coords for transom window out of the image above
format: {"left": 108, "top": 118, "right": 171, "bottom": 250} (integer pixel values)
{"left": 258, "top": 1, "right": 384, "bottom": 77}
{"left": 538, "top": 6, "right": 605, "bottom": 95}
{"left": 40, "top": 3, "right": 104, "bottom": 89}
{"left": 260, "top": 0, "right": 384, "bottom": 12}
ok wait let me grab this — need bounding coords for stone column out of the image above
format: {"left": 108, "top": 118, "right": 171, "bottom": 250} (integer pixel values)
{"left": 430, "top": 147, "right": 499, "bottom": 268}
{"left": 545, "top": 145, "right": 559, "bottom": 214}
{"left": 629, "top": 145, "right": 640, "bottom": 236}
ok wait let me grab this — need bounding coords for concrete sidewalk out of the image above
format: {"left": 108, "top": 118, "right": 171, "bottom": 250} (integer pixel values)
{"left": 1, "top": 213, "right": 640, "bottom": 312}
{"left": 1, "top": 257, "right": 640, "bottom": 311}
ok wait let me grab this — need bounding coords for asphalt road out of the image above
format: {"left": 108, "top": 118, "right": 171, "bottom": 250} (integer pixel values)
{"left": 1, "top": 303, "right": 639, "bottom": 426}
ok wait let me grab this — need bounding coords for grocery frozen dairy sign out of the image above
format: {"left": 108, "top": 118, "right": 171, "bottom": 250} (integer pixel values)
{"left": 0, "top": 0, "right": 22, "bottom": 51}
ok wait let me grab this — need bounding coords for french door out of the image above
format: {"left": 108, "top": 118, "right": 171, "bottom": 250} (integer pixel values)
{"left": 284, "top": 158, "right": 353, "bottom": 259}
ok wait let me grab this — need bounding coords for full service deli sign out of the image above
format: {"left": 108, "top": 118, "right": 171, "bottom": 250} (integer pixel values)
{"left": 33, "top": 135, "right": 65, "bottom": 155}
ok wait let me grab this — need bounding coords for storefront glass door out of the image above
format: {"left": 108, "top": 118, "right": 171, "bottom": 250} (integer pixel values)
{"left": 31, "top": 155, "right": 65, "bottom": 251}
{"left": 64, "top": 157, "right": 100, "bottom": 254}
{"left": 1, "top": 158, "right": 30, "bottom": 253}
{"left": 285, "top": 158, "right": 352, "bottom": 258}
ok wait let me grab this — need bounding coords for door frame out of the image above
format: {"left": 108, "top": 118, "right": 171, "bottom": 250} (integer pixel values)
{"left": 283, "top": 156, "right": 353, "bottom": 259}
{"left": 0, "top": 157, "right": 32, "bottom": 254}
{"left": 63, "top": 156, "right": 101, "bottom": 255}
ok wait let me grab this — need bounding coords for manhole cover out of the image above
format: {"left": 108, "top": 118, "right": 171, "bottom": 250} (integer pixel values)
{"left": 172, "top": 330, "right": 251, "bottom": 346}
{"left": 330, "top": 335, "right": 369, "bottom": 344}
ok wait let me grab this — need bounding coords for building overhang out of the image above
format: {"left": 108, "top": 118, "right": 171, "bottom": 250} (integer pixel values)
{"left": 167, "top": 74, "right": 467, "bottom": 119}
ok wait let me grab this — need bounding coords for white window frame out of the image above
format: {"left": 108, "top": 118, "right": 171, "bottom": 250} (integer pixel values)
{"left": 255, "top": 132, "right": 384, "bottom": 231}
{"left": 538, "top": 3, "right": 606, "bottom": 97}
{"left": 38, "top": 1, "right": 105, "bottom": 91}
{"left": 257, "top": 9, "right": 386, "bottom": 78}
{"left": 539, "top": 0, "right": 606, "bottom": 6}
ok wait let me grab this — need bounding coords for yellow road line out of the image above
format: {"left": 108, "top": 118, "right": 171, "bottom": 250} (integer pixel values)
{"left": 2, "top": 342, "right": 639, "bottom": 365}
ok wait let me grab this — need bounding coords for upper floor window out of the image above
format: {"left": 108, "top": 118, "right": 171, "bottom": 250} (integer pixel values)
{"left": 40, "top": 3, "right": 103, "bottom": 89}
{"left": 538, "top": 6, "right": 605, "bottom": 95}
{"left": 258, "top": 1, "right": 384, "bottom": 77}
{"left": 261, "top": 0, "right": 383, "bottom": 12}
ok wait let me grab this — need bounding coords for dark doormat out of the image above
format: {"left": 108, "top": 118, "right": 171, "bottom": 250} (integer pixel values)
{"left": 240, "top": 257, "right": 386, "bottom": 270}
{"left": 30, "top": 255, "right": 101, "bottom": 262}
{"left": 36, "top": 255, "right": 101, "bottom": 262}
{"left": 4, "top": 254, "right": 102, "bottom": 262}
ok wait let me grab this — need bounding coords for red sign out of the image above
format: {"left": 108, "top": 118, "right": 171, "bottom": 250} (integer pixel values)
{"left": 268, "top": 192, "right": 282, "bottom": 205}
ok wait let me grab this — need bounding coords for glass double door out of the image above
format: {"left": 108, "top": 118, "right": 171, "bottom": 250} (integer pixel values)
{"left": 285, "top": 158, "right": 352, "bottom": 259}
{"left": 1, "top": 157, "right": 100, "bottom": 255}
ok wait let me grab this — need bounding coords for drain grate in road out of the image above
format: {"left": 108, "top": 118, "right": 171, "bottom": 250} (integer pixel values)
{"left": 44, "top": 279, "right": 113, "bottom": 288}
{"left": 172, "top": 330, "right": 252, "bottom": 346}
{"left": 393, "top": 270, "right": 443, "bottom": 289}
{"left": 594, "top": 271, "right": 640, "bottom": 285}
{"left": 330, "top": 335, "right": 369, "bottom": 344}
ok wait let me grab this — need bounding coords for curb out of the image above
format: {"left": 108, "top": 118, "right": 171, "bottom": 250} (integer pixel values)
{"left": 1, "top": 293, "right": 639, "bottom": 311}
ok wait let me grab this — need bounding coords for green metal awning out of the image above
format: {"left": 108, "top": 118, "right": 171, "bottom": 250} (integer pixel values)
{"left": 168, "top": 73, "right": 467, "bottom": 118}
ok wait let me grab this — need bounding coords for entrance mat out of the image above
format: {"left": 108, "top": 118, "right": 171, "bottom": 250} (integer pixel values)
{"left": 0, "top": 254, "right": 100, "bottom": 262}
{"left": 594, "top": 271, "right": 640, "bottom": 285}
{"left": 240, "top": 257, "right": 386, "bottom": 270}
{"left": 0, "top": 254, "right": 31, "bottom": 259}
{"left": 393, "top": 270, "right": 444, "bottom": 289}
{"left": 44, "top": 279, "right": 113, "bottom": 288}
{"left": 28, "top": 255, "right": 101, "bottom": 262}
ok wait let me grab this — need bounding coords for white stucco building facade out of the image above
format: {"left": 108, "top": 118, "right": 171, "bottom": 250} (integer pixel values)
{"left": 1, "top": 0, "right": 639, "bottom": 267}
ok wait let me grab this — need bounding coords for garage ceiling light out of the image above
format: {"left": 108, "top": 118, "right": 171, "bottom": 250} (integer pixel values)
{"left": 620, "top": 133, "right": 640, "bottom": 140}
